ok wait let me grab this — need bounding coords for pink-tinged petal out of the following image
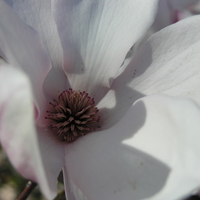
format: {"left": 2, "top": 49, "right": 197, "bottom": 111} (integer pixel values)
{"left": 0, "top": 66, "right": 63, "bottom": 199}
{"left": 52, "top": 0, "right": 159, "bottom": 101}
{"left": 174, "top": 10, "right": 193, "bottom": 21}
{"left": 62, "top": 95, "right": 200, "bottom": 200}
{"left": 98, "top": 15, "right": 200, "bottom": 128}
{"left": 0, "top": 1, "right": 51, "bottom": 120}
{"left": 0, "top": 66, "right": 36, "bottom": 180}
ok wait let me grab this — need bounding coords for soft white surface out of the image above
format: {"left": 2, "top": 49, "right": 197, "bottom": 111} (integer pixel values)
{"left": 5, "top": 0, "right": 63, "bottom": 69}
{"left": 4, "top": 1, "right": 67, "bottom": 101}
{"left": 52, "top": 0, "right": 159, "bottom": 102}
{"left": 1, "top": 1, "right": 200, "bottom": 200}
{"left": 0, "top": 67, "right": 59, "bottom": 199}
{"left": 97, "top": 15, "right": 200, "bottom": 128}
{"left": 64, "top": 95, "right": 200, "bottom": 200}
{"left": 0, "top": 1, "right": 51, "bottom": 119}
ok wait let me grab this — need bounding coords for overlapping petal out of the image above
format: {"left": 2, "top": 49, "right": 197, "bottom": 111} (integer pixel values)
{"left": 98, "top": 15, "right": 200, "bottom": 127}
{"left": 4, "top": 0, "right": 63, "bottom": 69}
{"left": 63, "top": 95, "right": 200, "bottom": 200}
{"left": 36, "top": 127, "right": 65, "bottom": 199}
{"left": 0, "top": 1, "right": 51, "bottom": 119}
{"left": 52, "top": 0, "right": 159, "bottom": 101}
{"left": 0, "top": 66, "right": 65, "bottom": 199}
{"left": 0, "top": 66, "right": 37, "bottom": 181}
{"left": 124, "top": 95, "right": 200, "bottom": 200}
{"left": 129, "top": 15, "right": 200, "bottom": 102}
{"left": 1, "top": 1, "right": 199, "bottom": 200}
{"left": 3, "top": 1, "right": 72, "bottom": 101}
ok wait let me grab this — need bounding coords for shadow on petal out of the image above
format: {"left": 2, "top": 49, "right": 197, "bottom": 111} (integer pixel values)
{"left": 43, "top": 66, "right": 71, "bottom": 101}
{"left": 64, "top": 100, "right": 170, "bottom": 200}
{"left": 98, "top": 43, "right": 153, "bottom": 130}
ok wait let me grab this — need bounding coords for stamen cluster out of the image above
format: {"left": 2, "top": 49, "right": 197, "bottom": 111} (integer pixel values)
{"left": 45, "top": 89, "right": 100, "bottom": 143}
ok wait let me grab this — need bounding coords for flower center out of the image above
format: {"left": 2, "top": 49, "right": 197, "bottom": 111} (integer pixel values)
{"left": 45, "top": 89, "right": 100, "bottom": 143}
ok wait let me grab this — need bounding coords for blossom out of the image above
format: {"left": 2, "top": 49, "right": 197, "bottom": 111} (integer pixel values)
{"left": 1, "top": 1, "right": 200, "bottom": 200}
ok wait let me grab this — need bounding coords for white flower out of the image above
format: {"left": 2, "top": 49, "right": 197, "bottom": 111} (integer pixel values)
{"left": 1, "top": 1, "right": 200, "bottom": 200}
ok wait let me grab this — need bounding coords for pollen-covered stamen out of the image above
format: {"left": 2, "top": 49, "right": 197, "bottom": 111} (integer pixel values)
{"left": 45, "top": 89, "right": 100, "bottom": 143}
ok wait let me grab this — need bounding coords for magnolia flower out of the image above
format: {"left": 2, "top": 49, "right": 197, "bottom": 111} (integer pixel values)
{"left": 1, "top": 1, "right": 200, "bottom": 200}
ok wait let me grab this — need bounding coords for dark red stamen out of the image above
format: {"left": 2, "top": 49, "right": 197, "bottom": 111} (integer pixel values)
{"left": 45, "top": 89, "right": 100, "bottom": 143}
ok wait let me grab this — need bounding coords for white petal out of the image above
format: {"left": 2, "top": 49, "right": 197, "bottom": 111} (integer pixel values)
{"left": 152, "top": 0, "right": 174, "bottom": 31}
{"left": 0, "top": 1, "right": 51, "bottom": 119}
{"left": 123, "top": 95, "right": 200, "bottom": 200}
{"left": 0, "top": 66, "right": 63, "bottom": 199}
{"left": 62, "top": 167, "right": 89, "bottom": 200}
{"left": 125, "top": 0, "right": 199, "bottom": 68}
{"left": 43, "top": 67, "right": 70, "bottom": 101}
{"left": 63, "top": 95, "right": 200, "bottom": 200}
{"left": 147, "top": 0, "right": 199, "bottom": 40}
{"left": 98, "top": 15, "right": 200, "bottom": 128}
{"left": 130, "top": 15, "right": 200, "bottom": 102}
{"left": 0, "top": 66, "right": 36, "bottom": 180}
{"left": 52, "top": 0, "right": 159, "bottom": 101}
{"left": 5, "top": 0, "right": 63, "bottom": 69}
{"left": 36, "top": 127, "right": 65, "bottom": 199}
{"left": 4, "top": 1, "right": 70, "bottom": 99}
